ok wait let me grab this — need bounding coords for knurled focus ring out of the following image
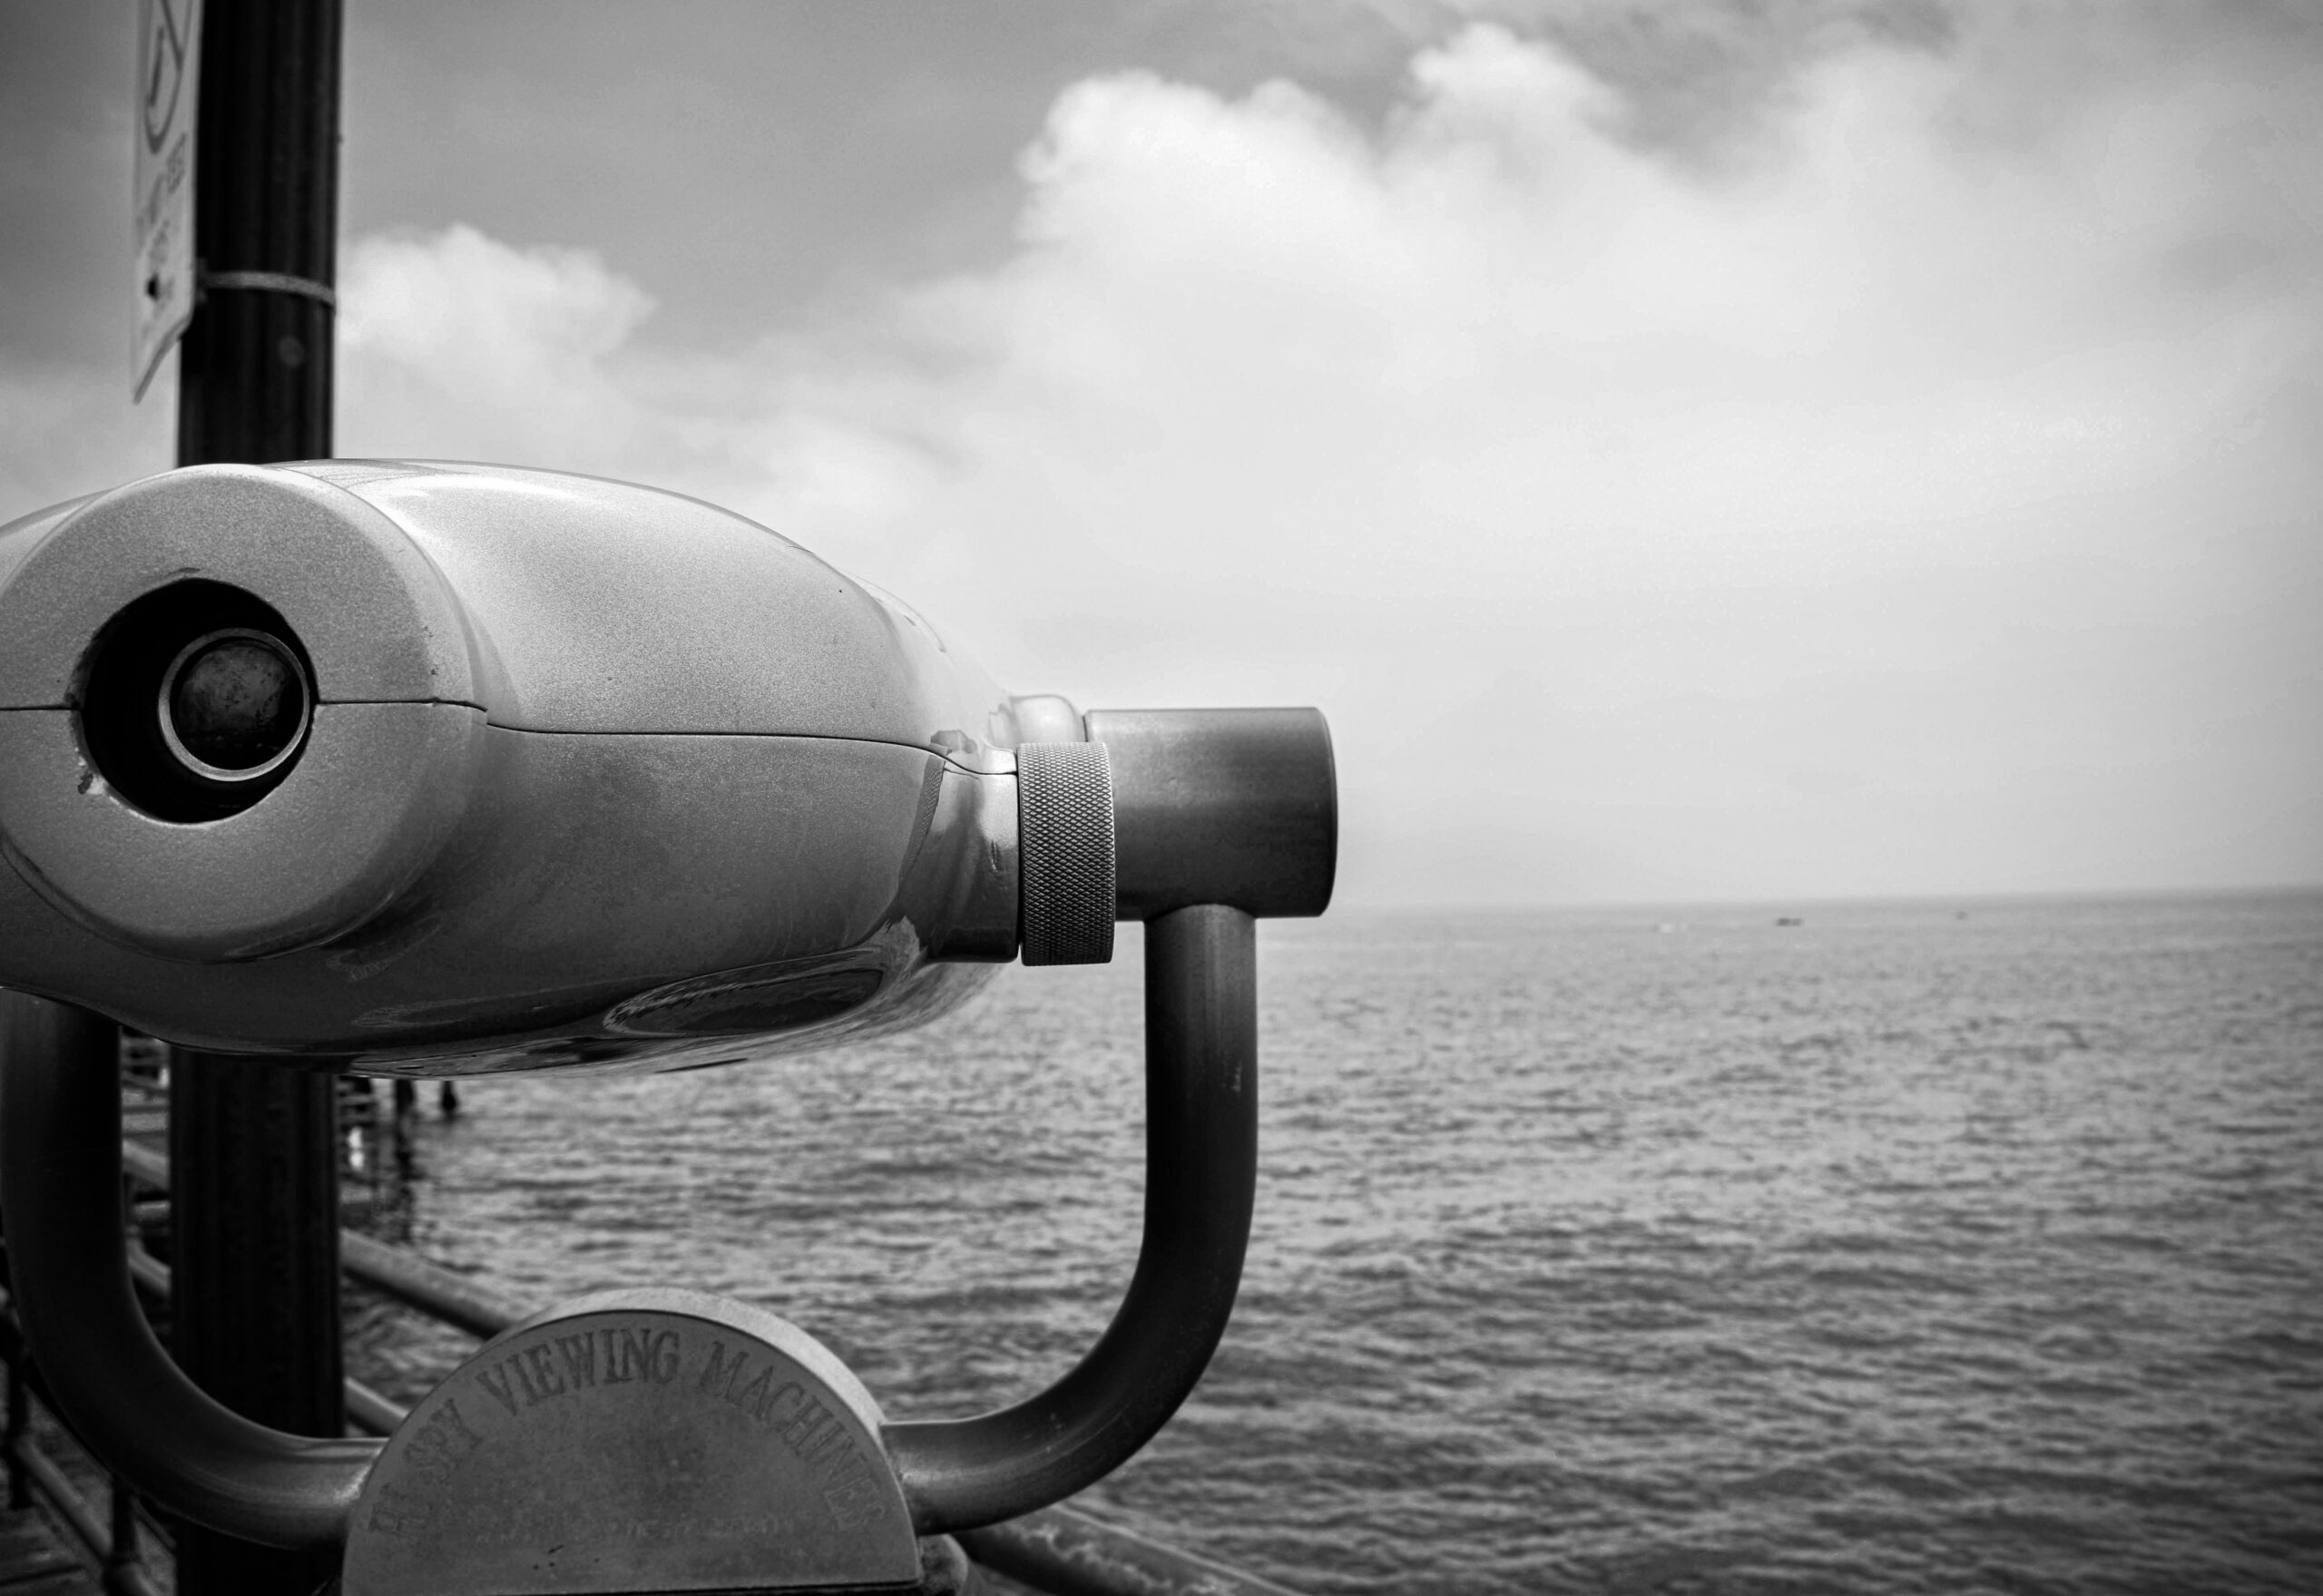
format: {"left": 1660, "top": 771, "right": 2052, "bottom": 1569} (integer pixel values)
{"left": 1017, "top": 742, "right": 1116, "bottom": 965}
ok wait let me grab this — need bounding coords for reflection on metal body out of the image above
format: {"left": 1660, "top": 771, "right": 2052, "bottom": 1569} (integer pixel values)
{"left": 340, "top": 1290, "right": 918, "bottom": 1596}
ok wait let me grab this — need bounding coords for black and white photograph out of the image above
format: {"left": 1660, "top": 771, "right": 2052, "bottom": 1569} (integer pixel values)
{"left": 0, "top": 4, "right": 2317, "bottom": 1593}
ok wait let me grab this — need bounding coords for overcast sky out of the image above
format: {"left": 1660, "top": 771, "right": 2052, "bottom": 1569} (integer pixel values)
{"left": 3, "top": 2, "right": 2318, "bottom": 906}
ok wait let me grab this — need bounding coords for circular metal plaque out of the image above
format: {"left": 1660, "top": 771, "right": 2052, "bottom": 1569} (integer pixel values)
{"left": 340, "top": 1288, "right": 919, "bottom": 1595}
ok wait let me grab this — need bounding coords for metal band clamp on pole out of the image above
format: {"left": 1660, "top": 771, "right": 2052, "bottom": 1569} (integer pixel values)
{"left": 197, "top": 269, "right": 338, "bottom": 308}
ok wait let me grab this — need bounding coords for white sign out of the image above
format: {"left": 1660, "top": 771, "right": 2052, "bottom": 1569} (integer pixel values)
{"left": 132, "top": 0, "right": 202, "bottom": 400}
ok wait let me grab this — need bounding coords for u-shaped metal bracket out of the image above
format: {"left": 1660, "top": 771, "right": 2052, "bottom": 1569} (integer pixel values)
{"left": 0, "top": 903, "right": 1257, "bottom": 1549}
{"left": 0, "top": 995, "right": 377, "bottom": 1549}
{"left": 885, "top": 902, "right": 1257, "bottom": 1531}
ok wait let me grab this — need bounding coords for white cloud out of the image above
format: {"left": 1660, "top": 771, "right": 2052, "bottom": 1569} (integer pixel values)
{"left": 0, "top": 363, "right": 175, "bottom": 522}
{"left": 332, "top": 18, "right": 2323, "bottom": 903}
{"left": 338, "top": 225, "right": 664, "bottom": 470}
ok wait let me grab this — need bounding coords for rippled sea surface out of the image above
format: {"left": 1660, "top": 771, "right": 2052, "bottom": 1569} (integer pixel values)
{"left": 347, "top": 892, "right": 2323, "bottom": 1594}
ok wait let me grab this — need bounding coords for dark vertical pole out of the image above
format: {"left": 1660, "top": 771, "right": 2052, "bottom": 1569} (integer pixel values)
{"left": 177, "top": 0, "right": 340, "bottom": 465}
{"left": 171, "top": 4, "right": 346, "bottom": 1593}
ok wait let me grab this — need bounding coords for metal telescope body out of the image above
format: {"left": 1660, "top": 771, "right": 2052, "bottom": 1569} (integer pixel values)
{"left": 0, "top": 463, "right": 1335, "bottom": 1590}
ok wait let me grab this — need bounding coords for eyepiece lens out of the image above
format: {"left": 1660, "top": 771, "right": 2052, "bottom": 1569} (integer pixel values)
{"left": 161, "top": 632, "right": 309, "bottom": 778}
{"left": 80, "top": 584, "right": 313, "bottom": 819}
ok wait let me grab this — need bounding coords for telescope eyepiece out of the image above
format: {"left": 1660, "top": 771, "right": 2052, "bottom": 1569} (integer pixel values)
{"left": 76, "top": 581, "right": 315, "bottom": 821}
{"left": 156, "top": 629, "right": 309, "bottom": 783}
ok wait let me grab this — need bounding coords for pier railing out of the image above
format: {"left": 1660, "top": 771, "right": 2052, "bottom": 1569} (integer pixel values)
{"left": 0, "top": 1092, "right": 1295, "bottom": 1596}
{"left": 0, "top": 1302, "right": 164, "bottom": 1596}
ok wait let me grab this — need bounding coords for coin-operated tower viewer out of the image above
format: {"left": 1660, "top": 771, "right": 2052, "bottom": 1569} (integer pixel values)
{"left": 0, "top": 460, "right": 1336, "bottom": 1594}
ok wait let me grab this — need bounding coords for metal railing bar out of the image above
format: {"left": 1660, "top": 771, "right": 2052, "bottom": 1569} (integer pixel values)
{"left": 122, "top": 1141, "right": 527, "bottom": 1337}
{"left": 123, "top": 1247, "right": 167, "bottom": 1301}
{"left": 9, "top": 1439, "right": 104, "bottom": 1577}
{"left": 121, "top": 1239, "right": 410, "bottom": 1439}
{"left": 342, "top": 1378, "right": 406, "bottom": 1440}
{"left": 106, "top": 1473, "right": 141, "bottom": 1590}
{"left": 338, "top": 1229, "right": 524, "bottom": 1338}
{"left": 116, "top": 1141, "right": 166, "bottom": 1191}
{"left": 5, "top": 1332, "right": 27, "bottom": 1511}
{"left": 5, "top": 1286, "right": 181, "bottom": 1571}
{"left": 960, "top": 1503, "right": 1302, "bottom": 1596}
{"left": 4, "top": 1422, "right": 164, "bottom": 1596}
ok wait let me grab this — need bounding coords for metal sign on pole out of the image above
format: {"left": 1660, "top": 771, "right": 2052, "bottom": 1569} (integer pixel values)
{"left": 132, "top": 0, "right": 203, "bottom": 399}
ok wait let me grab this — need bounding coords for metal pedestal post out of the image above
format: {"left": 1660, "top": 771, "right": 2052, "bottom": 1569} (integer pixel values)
{"left": 167, "top": 1054, "right": 347, "bottom": 1593}
{"left": 171, "top": 3, "right": 348, "bottom": 1589}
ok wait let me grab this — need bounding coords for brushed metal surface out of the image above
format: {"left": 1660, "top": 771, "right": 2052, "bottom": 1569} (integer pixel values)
{"left": 0, "top": 702, "right": 483, "bottom": 961}
{"left": 0, "top": 465, "right": 486, "bottom": 710}
{"left": 1086, "top": 709, "right": 1336, "bottom": 921}
{"left": 339, "top": 1289, "right": 917, "bottom": 1595}
{"left": 291, "top": 460, "right": 1014, "bottom": 752}
{"left": 0, "top": 729, "right": 999, "bottom": 1067}
{"left": 0, "top": 496, "right": 91, "bottom": 606}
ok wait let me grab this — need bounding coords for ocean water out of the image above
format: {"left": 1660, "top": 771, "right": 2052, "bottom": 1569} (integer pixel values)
{"left": 345, "top": 892, "right": 2323, "bottom": 1594}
